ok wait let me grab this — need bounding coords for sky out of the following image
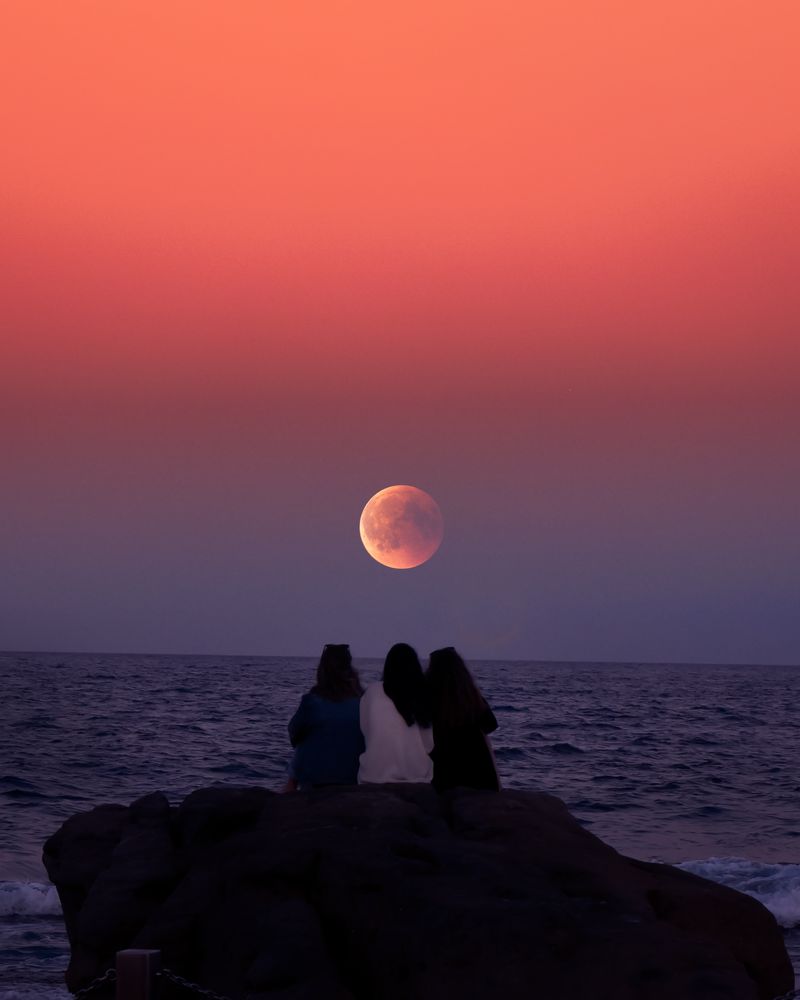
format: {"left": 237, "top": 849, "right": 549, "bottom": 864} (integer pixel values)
{"left": 2, "top": 1, "right": 798, "bottom": 663}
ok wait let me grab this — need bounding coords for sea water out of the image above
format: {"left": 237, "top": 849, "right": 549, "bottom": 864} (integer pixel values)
{"left": 2, "top": 652, "right": 799, "bottom": 996}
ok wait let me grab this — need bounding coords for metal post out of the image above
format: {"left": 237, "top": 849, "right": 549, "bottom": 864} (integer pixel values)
{"left": 116, "top": 949, "right": 161, "bottom": 1000}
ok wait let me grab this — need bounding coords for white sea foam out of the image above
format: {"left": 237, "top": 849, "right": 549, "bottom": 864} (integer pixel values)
{"left": 678, "top": 858, "right": 800, "bottom": 929}
{"left": 0, "top": 881, "right": 62, "bottom": 917}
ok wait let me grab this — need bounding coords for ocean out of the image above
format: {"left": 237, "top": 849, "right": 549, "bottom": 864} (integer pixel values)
{"left": 2, "top": 651, "right": 799, "bottom": 997}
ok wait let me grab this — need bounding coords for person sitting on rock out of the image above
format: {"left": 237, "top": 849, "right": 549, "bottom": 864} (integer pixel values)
{"left": 286, "top": 644, "right": 365, "bottom": 789}
{"left": 426, "top": 646, "right": 500, "bottom": 791}
{"left": 358, "top": 643, "right": 434, "bottom": 784}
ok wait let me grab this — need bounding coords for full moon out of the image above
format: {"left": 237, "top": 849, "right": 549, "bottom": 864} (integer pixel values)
{"left": 359, "top": 485, "right": 444, "bottom": 569}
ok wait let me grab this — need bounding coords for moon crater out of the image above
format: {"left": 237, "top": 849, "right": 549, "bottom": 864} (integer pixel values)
{"left": 359, "top": 485, "right": 443, "bottom": 569}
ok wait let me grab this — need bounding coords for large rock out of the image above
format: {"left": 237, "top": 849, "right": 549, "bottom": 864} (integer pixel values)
{"left": 43, "top": 785, "right": 793, "bottom": 1000}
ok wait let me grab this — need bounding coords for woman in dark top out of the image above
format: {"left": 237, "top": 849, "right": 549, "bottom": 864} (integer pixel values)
{"left": 287, "top": 644, "right": 365, "bottom": 789}
{"left": 426, "top": 647, "right": 499, "bottom": 791}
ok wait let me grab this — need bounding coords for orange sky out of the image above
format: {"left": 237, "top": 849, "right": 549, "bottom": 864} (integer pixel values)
{"left": 3, "top": 3, "right": 798, "bottom": 233}
{"left": 3, "top": 1, "right": 798, "bottom": 400}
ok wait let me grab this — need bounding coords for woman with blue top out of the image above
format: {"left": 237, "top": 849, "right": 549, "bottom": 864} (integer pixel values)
{"left": 286, "top": 644, "right": 365, "bottom": 789}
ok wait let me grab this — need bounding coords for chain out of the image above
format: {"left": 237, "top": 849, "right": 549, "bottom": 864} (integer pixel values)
{"left": 158, "top": 967, "right": 235, "bottom": 1000}
{"left": 74, "top": 960, "right": 793, "bottom": 1000}
{"left": 71, "top": 968, "right": 116, "bottom": 998}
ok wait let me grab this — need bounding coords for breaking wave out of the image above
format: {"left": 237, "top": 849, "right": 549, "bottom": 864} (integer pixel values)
{"left": 0, "top": 882, "right": 61, "bottom": 917}
{"left": 678, "top": 858, "right": 800, "bottom": 928}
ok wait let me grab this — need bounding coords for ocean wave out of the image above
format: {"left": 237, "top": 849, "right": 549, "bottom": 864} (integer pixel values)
{"left": 493, "top": 747, "right": 527, "bottom": 760}
{"left": 549, "top": 742, "right": 585, "bottom": 754}
{"left": 0, "top": 777, "right": 40, "bottom": 791}
{"left": 679, "top": 804, "right": 728, "bottom": 818}
{"left": 0, "top": 882, "right": 62, "bottom": 917}
{"left": 678, "top": 858, "right": 800, "bottom": 928}
{"left": 1, "top": 789, "right": 48, "bottom": 802}
{"left": 569, "top": 798, "right": 635, "bottom": 813}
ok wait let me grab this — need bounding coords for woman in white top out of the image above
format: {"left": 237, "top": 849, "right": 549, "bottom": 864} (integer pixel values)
{"left": 358, "top": 643, "right": 434, "bottom": 783}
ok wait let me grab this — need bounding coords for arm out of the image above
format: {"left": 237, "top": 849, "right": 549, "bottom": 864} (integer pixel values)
{"left": 480, "top": 706, "right": 498, "bottom": 735}
{"left": 359, "top": 685, "right": 372, "bottom": 743}
{"left": 288, "top": 694, "right": 313, "bottom": 747}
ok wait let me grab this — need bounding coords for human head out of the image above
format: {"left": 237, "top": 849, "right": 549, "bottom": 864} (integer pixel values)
{"left": 426, "top": 646, "right": 486, "bottom": 728}
{"left": 382, "top": 643, "right": 430, "bottom": 728}
{"left": 314, "top": 644, "right": 363, "bottom": 701}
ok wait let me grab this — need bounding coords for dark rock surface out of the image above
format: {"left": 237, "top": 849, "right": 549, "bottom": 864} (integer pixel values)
{"left": 43, "top": 785, "right": 793, "bottom": 999}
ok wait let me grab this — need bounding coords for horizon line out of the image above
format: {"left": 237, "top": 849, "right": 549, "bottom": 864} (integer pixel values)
{"left": 2, "top": 648, "right": 797, "bottom": 669}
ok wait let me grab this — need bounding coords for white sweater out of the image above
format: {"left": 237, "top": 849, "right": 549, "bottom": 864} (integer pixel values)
{"left": 358, "top": 682, "right": 434, "bottom": 784}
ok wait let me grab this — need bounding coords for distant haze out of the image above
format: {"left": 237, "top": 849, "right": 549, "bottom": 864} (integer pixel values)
{"left": 2, "top": 4, "right": 798, "bottom": 663}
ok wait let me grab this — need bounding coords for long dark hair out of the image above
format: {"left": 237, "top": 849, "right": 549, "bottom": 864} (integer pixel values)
{"left": 382, "top": 643, "right": 431, "bottom": 728}
{"left": 426, "top": 647, "right": 488, "bottom": 729}
{"left": 312, "top": 644, "right": 363, "bottom": 701}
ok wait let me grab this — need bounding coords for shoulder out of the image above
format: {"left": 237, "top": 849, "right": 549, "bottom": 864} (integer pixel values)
{"left": 294, "top": 691, "right": 323, "bottom": 714}
{"left": 362, "top": 682, "right": 391, "bottom": 710}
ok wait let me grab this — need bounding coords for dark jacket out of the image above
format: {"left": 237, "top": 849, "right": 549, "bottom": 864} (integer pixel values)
{"left": 431, "top": 706, "right": 499, "bottom": 791}
{"left": 288, "top": 692, "right": 364, "bottom": 787}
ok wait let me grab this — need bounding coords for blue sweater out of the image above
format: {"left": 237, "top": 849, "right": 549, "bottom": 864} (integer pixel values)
{"left": 288, "top": 692, "right": 364, "bottom": 787}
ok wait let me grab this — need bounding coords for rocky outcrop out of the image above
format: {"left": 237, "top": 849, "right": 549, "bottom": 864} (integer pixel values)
{"left": 43, "top": 785, "right": 793, "bottom": 999}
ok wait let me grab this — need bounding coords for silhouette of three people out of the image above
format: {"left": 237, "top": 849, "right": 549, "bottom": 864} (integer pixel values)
{"left": 287, "top": 642, "right": 499, "bottom": 792}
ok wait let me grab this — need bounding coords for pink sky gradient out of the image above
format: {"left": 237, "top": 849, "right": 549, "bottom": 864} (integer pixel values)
{"left": 2, "top": 2, "right": 798, "bottom": 660}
